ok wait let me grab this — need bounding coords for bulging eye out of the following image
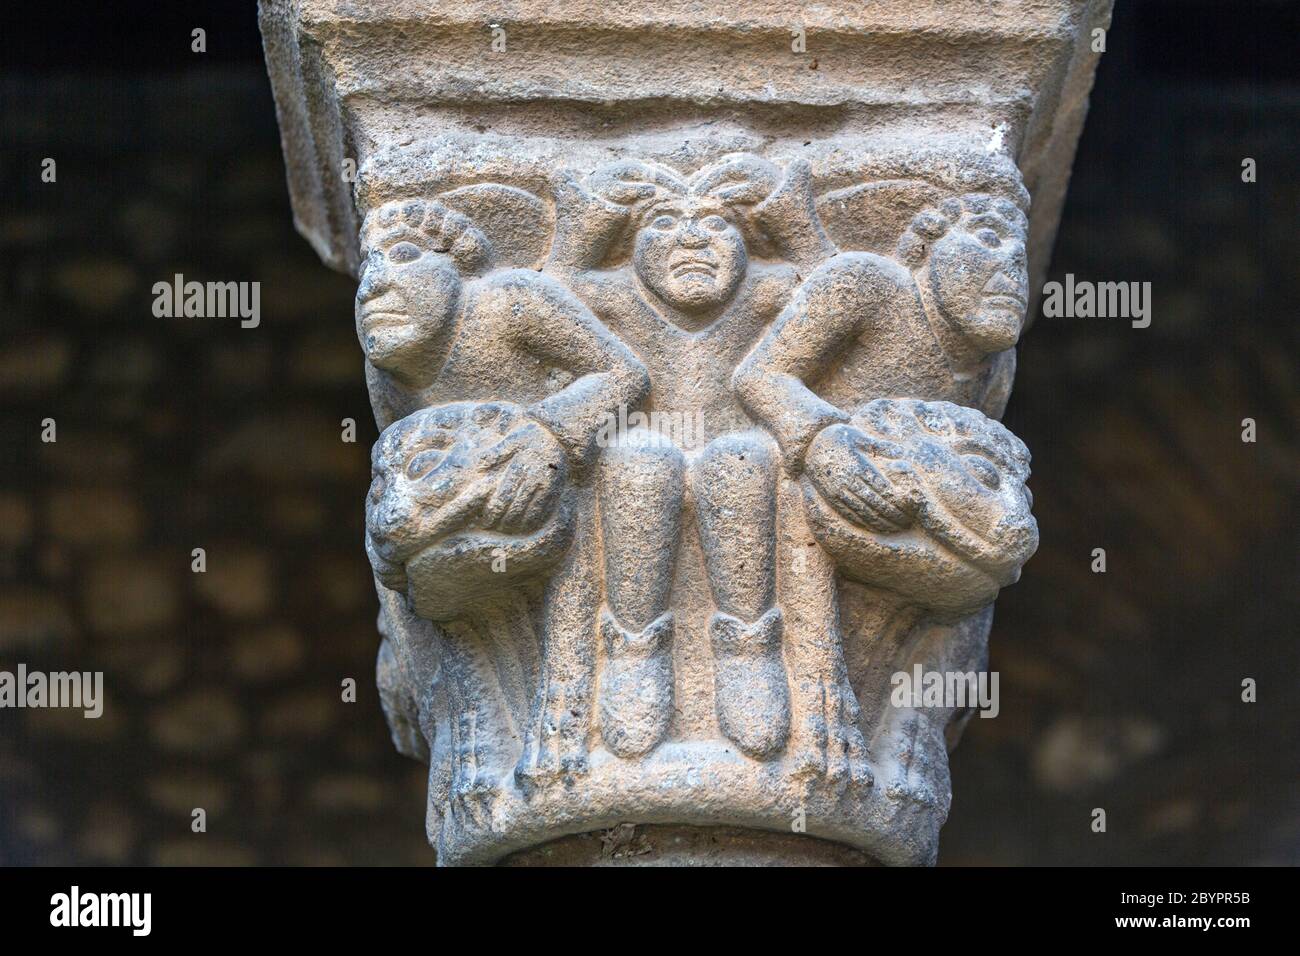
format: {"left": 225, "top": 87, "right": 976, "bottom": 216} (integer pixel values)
{"left": 406, "top": 449, "right": 447, "bottom": 481}
{"left": 701, "top": 215, "right": 728, "bottom": 232}
{"left": 387, "top": 241, "right": 422, "bottom": 263}
{"left": 963, "top": 454, "right": 1001, "bottom": 490}
{"left": 976, "top": 228, "right": 1002, "bottom": 248}
{"left": 651, "top": 215, "right": 676, "bottom": 230}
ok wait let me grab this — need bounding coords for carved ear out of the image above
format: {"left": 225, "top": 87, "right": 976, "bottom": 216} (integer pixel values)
{"left": 587, "top": 160, "right": 686, "bottom": 207}
{"left": 436, "top": 183, "right": 553, "bottom": 271}
{"left": 689, "top": 153, "right": 782, "bottom": 206}
{"left": 816, "top": 179, "right": 943, "bottom": 256}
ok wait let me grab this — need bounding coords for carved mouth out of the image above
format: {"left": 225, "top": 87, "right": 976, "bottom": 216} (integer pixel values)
{"left": 365, "top": 526, "right": 408, "bottom": 566}
{"left": 982, "top": 293, "right": 1025, "bottom": 311}
{"left": 671, "top": 259, "right": 717, "bottom": 279}
{"left": 981, "top": 274, "right": 1026, "bottom": 311}
{"left": 362, "top": 309, "right": 411, "bottom": 332}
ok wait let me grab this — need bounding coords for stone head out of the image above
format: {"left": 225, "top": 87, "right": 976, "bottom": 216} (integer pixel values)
{"left": 356, "top": 199, "right": 490, "bottom": 383}
{"left": 897, "top": 193, "right": 1029, "bottom": 356}
{"left": 591, "top": 154, "right": 781, "bottom": 315}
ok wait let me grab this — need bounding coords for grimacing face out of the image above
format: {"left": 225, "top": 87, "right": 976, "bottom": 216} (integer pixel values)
{"left": 632, "top": 199, "right": 748, "bottom": 314}
{"left": 854, "top": 399, "right": 1036, "bottom": 569}
{"left": 365, "top": 402, "right": 522, "bottom": 572}
{"left": 355, "top": 237, "right": 461, "bottom": 380}
{"left": 924, "top": 207, "right": 1029, "bottom": 355}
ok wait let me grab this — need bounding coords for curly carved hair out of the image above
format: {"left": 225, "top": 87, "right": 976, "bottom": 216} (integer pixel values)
{"left": 894, "top": 193, "right": 1028, "bottom": 270}
{"left": 360, "top": 198, "right": 492, "bottom": 275}
{"left": 587, "top": 153, "right": 784, "bottom": 259}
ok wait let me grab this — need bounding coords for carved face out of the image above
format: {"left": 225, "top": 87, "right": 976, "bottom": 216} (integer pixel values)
{"left": 355, "top": 240, "right": 461, "bottom": 382}
{"left": 859, "top": 399, "right": 1036, "bottom": 569}
{"left": 924, "top": 206, "right": 1028, "bottom": 355}
{"left": 365, "top": 402, "right": 523, "bottom": 583}
{"left": 633, "top": 198, "right": 747, "bottom": 314}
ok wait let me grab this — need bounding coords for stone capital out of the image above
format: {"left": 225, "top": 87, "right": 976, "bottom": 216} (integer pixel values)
{"left": 260, "top": 0, "right": 1111, "bottom": 865}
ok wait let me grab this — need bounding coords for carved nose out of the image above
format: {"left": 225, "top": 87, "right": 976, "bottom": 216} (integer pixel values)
{"left": 370, "top": 496, "right": 406, "bottom": 541}
{"left": 986, "top": 272, "right": 1022, "bottom": 296}
{"left": 357, "top": 261, "right": 391, "bottom": 304}
{"left": 678, "top": 224, "right": 708, "bottom": 248}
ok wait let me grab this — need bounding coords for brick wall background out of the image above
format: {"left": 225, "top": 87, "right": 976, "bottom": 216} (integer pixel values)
{"left": 0, "top": 1, "right": 1296, "bottom": 865}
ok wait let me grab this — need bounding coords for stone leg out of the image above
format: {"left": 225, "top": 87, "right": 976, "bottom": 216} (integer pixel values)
{"left": 597, "top": 429, "right": 683, "bottom": 757}
{"left": 515, "top": 504, "right": 600, "bottom": 792}
{"left": 693, "top": 432, "right": 790, "bottom": 758}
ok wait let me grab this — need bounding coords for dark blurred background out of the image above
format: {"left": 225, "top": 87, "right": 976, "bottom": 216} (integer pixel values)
{"left": 0, "top": 1, "right": 1296, "bottom": 865}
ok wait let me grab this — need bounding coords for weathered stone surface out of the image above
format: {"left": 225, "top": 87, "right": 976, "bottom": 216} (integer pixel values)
{"left": 260, "top": 0, "right": 1111, "bottom": 865}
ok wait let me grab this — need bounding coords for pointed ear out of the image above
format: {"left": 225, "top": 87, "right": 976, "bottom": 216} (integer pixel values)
{"left": 751, "top": 159, "right": 838, "bottom": 270}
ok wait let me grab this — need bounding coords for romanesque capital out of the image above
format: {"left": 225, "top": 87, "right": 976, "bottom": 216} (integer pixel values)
{"left": 260, "top": 0, "right": 1111, "bottom": 865}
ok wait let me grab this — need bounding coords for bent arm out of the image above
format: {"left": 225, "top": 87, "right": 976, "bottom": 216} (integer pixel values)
{"left": 735, "top": 252, "right": 907, "bottom": 467}
{"left": 481, "top": 270, "right": 650, "bottom": 465}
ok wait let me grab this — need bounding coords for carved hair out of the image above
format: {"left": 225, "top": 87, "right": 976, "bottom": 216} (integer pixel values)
{"left": 361, "top": 198, "right": 492, "bottom": 275}
{"left": 587, "top": 153, "right": 783, "bottom": 258}
{"left": 894, "top": 193, "right": 1028, "bottom": 270}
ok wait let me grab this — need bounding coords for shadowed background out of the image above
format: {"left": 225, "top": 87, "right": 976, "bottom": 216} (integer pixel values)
{"left": 0, "top": 0, "right": 1296, "bottom": 865}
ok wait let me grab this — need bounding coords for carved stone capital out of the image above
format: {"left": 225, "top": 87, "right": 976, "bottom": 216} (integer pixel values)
{"left": 260, "top": 0, "right": 1111, "bottom": 865}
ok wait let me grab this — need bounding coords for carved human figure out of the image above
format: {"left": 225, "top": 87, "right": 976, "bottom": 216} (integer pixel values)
{"left": 544, "top": 154, "right": 837, "bottom": 760}
{"left": 733, "top": 192, "right": 1037, "bottom": 792}
{"left": 357, "top": 197, "right": 649, "bottom": 811}
{"left": 735, "top": 192, "right": 1031, "bottom": 463}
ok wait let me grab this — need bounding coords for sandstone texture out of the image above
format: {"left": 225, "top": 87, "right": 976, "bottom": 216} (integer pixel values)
{"left": 259, "top": 0, "right": 1112, "bottom": 865}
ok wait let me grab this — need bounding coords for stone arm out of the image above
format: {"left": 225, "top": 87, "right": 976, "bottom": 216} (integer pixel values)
{"left": 734, "top": 251, "right": 910, "bottom": 467}
{"left": 749, "top": 159, "right": 838, "bottom": 272}
{"left": 545, "top": 159, "right": 839, "bottom": 275}
{"left": 476, "top": 269, "right": 650, "bottom": 466}
{"left": 545, "top": 171, "right": 636, "bottom": 273}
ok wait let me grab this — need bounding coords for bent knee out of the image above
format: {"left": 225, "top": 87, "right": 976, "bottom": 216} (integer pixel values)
{"left": 602, "top": 425, "right": 685, "bottom": 474}
{"left": 699, "top": 431, "right": 775, "bottom": 470}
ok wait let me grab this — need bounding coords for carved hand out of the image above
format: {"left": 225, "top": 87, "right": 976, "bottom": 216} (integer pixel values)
{"left": 476, "top": 418, "right": 568, "bottom": 535}
{"left": 804, "top": 422, "right": 915, "bottom": 533}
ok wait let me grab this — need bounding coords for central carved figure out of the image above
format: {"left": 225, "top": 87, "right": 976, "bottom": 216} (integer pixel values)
{"left": 357, "top": 151, "right": 1040, "bottom": 865}
{"left": 548, "top": 155, "right": 823, "bottom": 760}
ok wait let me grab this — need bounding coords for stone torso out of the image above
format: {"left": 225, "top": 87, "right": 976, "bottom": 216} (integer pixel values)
{"left": 569, "top": 264, "right": 797, "bottom": 445}
{"left": 816, "top": 282, "right": 1011, "bottom": 416}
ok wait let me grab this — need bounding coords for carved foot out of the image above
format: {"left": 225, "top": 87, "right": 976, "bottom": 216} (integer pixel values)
{"left": 792, "top": 670, "right": 873, "bottom": 790}
{"left": 710, "top": 607, "right": 791, "bottom": 758}
{"left": 598, "top": 609, "right": 674, "bottom": 758}
{"left": 450, "top": 712, "right": 501, "bottom": 827}
{"left": 516, "top": 681, "right": 591, "bottom": 795}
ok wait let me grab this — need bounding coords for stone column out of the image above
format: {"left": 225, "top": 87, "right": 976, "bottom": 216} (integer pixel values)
{"left": 259, "top": 0, "right": 1111, "bottom": 866}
